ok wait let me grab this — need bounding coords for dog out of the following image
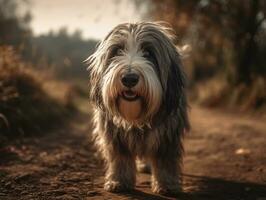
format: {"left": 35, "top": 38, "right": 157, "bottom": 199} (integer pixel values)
{"left": 86, "top": 22, "right": 190, "bottom": 194}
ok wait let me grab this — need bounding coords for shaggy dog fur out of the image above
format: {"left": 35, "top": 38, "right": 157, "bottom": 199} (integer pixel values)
{"left": 86, "top": 22, "right": 190, "bottom": 194}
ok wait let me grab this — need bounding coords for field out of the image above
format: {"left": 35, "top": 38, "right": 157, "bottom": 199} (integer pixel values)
{"left": 0, "top": 104, "right": 265, "bottom": 200}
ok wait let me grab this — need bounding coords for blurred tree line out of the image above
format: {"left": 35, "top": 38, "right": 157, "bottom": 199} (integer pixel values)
{"left": 0, "top": 0, "right": 97, "bottom": 80}
{"left": 139, "top": 0, "right": 266, "bottom": 84}
{"left": 137, "top": 0, "right": 266, "bottom": 108}
{"left": 0, "top": 0, "right": 32, "bottom": 58}
{"left": 31, "top": 28, "right": 97, "bottom": 79}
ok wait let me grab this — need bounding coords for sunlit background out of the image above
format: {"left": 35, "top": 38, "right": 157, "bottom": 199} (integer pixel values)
{"left": 30, "top": 0, "right": 143, "bottom": 39}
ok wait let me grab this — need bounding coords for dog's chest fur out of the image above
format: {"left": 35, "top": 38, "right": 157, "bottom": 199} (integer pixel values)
{"left": 92, "top": 109, "right": 181, "bottom": 157}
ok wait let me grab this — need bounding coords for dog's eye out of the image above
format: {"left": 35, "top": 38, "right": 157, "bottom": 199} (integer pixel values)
{"left": 142, "top": 50, "right": 151, "bottom": 58}
{"left": 110, "top": 46, "right": 123, "bottom": 58}
{"left": 116, "top": 49, "right": 123, "bottom": 56}
{"left": 142, "top": 49, "right": 158, "bottom": 68}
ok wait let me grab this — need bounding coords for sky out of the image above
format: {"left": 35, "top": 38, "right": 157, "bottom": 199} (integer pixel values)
{"left": 29, "top": 0, "right": 145, "bottom": 40}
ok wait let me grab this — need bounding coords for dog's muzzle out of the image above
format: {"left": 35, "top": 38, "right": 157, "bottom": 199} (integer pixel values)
{"left": 121, "top": 72, "right": 140, "bottom": 101}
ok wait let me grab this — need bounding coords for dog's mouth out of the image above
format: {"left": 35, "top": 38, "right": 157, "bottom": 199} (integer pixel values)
{"left": 121, "top": 90, "right": 139, "bottom": 101}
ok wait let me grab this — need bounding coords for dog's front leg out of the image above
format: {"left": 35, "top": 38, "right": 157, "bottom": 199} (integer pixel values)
{"left": 104, "top": 149, "right": 136, "bottom": 192}
{"left": 150, "top": 153, "right": 182, "bottom": 195}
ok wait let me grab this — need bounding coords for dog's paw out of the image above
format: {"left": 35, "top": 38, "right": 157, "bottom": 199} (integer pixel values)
{"left": 104, "top": 181, "right": 133, "bottom": 193}
{"left": 152, "top": 184, "right": 181, "bottom": 196}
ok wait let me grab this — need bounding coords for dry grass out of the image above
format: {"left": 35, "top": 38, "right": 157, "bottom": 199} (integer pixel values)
{"left": 0, "top": 46, "right": 76, "bottom": 141}
{"left": 191, "top": 75, "right": 266, "bottom": 112}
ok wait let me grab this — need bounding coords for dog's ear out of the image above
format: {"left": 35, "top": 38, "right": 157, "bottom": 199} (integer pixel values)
{"left": 164, "top": 42, "right": 190, "bottom": 132}
{"left": 86, "top": 56, "right": 101, "bottom": 108}
{"left": 165, "top": 48, "right": 184, "bottom": 113}
{"left": 85, "top": 40, "right": 107, "bottom": 109}
{"left": 85, "top": 24, "right": 129, "bottom": 108}
{"left": 145, "top": 22, "right": 190, "bottom": 131}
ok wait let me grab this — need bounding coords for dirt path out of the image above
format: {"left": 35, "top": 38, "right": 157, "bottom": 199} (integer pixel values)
{"left": 0, "top": 106, "right": 266, "bottom": 200}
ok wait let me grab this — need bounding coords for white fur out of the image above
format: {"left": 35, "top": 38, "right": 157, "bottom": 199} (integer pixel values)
{"left": 99, "top": 33, "right": 163, "bottom": 128}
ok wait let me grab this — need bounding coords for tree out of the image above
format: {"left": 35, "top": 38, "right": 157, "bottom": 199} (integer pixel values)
{"left": 138, "top": 0, "right": 266, "bottom": 86}
{"left": 0, "top": 0, "right": 32, "bottom": 46}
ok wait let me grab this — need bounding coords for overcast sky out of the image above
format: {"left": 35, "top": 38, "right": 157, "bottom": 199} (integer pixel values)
{"left": 29, "top": 0, "right": 145, "bottom": 40}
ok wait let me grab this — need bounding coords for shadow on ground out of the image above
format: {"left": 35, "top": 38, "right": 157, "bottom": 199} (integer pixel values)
{"left": 94, "top": 174, "right": 266, "bottom": 200}
{"left": 181, "top": 174, "right": 266, "bottom": 200}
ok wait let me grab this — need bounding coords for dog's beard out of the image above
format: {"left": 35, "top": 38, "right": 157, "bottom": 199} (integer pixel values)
{"left": 101, "top": 56, "right": 162, "bottom": 128}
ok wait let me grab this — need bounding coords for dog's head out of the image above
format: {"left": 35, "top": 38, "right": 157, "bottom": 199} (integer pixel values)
{"left": 87, "top": 22, "right": 187, "bottom": 128}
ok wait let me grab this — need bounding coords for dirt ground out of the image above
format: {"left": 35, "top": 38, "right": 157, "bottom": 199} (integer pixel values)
{"left": 0, "top": 105, "right": 266, "bottom": 200}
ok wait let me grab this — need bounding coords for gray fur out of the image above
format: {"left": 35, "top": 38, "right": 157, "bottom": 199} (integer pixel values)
{"left": 87, "top": 22, "right": 190, "bottom": 194}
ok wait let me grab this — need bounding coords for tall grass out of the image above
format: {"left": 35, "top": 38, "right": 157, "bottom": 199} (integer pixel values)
{"left": 191, "top": 75, "right": 266, "bottom": 111}
{"left": 0, "top": 46, "right": 76, "bottom": 142}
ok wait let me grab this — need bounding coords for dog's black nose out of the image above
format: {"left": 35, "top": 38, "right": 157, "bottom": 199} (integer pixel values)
{"left": 121, "top": 73, "right": 139, "bottom": 88}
